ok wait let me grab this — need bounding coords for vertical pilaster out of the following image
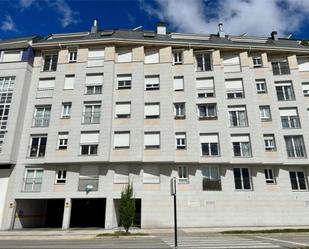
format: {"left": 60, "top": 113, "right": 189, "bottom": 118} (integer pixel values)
{"left": 62, "top": 198, "right": 71, "bottom": 230}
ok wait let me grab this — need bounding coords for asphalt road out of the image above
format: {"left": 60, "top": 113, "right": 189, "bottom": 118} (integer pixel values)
{"left": 1, "top": 233, "right": 309, "bottom": 249}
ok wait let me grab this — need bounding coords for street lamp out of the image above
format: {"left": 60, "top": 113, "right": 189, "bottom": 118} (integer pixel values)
{"left": 171, "top": 177, "right": 178, "bottom": 248}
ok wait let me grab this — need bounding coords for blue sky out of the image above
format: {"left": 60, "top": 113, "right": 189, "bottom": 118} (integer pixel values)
{"left": 1, "top": 0, "right": 309, "bottom": 40}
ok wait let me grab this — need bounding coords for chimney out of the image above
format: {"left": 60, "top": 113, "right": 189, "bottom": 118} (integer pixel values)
{"left": 157, "top": 22, "right": 166, "bottom": 35}
{"left": 271, "top": 31, "right": 278, "bottom": 40}
{"left": 218, "top": 23, "right": 225, "bottom": 38}
{"left": 91, "top": 19, "right": 98, "bottom": 33}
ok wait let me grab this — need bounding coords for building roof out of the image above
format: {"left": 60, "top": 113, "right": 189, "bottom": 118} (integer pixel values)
{"left": 0, "top": 36, "right": 41, "bottom": 50}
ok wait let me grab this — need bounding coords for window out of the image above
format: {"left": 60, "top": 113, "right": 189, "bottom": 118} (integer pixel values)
{"left": 202, "top": 166, "right": 221, "bottom": 191}
{"left": 68, "top": 49, "right": 77, "bottom": 63}
{"left": 145, "top": 75, "right": 159, "bottom": 90}
{"left": 233, "top": 168, "right": 252, "bottom": 190}
{"left": 144, "top": 132, "right": 160, "bottom": 149}
{"left": 37, "top": 78, "right": 55, "bottom": 98}
{"left": 33, "top": 105, "right": 51, "bottom": 127}
{"left": 297, "top": 57, "right": 309, "bottom": 72}
{"left": 259, "top": 105, "right": 271, "bottom": 121}
{"left": 198, "top": 103, "right": 217, "bottom": 119}
{"left": 115, "top": 102, "right": 131, "bottom": 118}
{"left": 195, "top": 52, "right": 212, "bottom": 71}
{"left": 173, "top": 50, "right": 183, "bottom": 65}
{"left": 23, "top": 169, "right": 43, "bottom": 192}
{"left": 178, "top": 166, "right": 188, "bottom": 184}
{"left": 275, "top": 81, "right": 295, "bottom": 101}
{"left": 57, "top": 132, "right": 68, "bottom": 150}
{"left": 200, "top": 134, "right": 220, "bottom": 156}
{"left": 284, "top": 135, "right": 306, "bottom": 158}
{"left": 145, "top": 49, "right": 159, "bottom": 64}
{"left": 117, "top": 49, "right": 132, "bottom": 63}
{"left": 264, "top": 134, "right": 276, "bottom": 151}
{"left": 29, "top": 135, "right": 47, "bottom": 158}
{"left": 144, "top": 103, "right": 160, "bottom": 119}
{"left": 61, "top": 102, "right": 71, "bottom": 119}
{"left": 143, "top": 165, "right": 160, "bottom": 183}
{"left": 279, "top": 108, "right": 300, "bottom": 129}
{"left": 78, "top": 166, "right": 99, "bottom": 191}
{"left": 302, "top": 83, "right": 309, "bottom": 96}
{"left": 1, "top": 50, "right": 21, "bottom": 62}
{"left": 225, "top": 79, "right": 244, "bottom": 99}
{"left": 55, "top": 169, "right": 67, "bottom": 184}
{"left": 114, "top": 131, "right": 130, "bottom": 148}
{"left": 85, "top": 74, "right": 103, "bottom": 94}
{"left": 114, "top": 165, "right": 129, "bottom": 184}
{"left": 253, "top": 56, "right": 262, "bottom": 68}
{"left": 196, "top": 78, "right": 215, "bottom": 98}
{"left": 64, "top": 75, "right": 75, "bottom": 90}
{"left": 80, "top": 131, "right": 99, "bottom": 155}
{"left": 223, "top": 54, "right": 241, "bottom": 73}
{"left": 87, "top": 49, "right": 104, "bottom": 67}
{"left": 117, "top": 74, "right": 131, "bottom": 89}
{"left": 289, "top": 171, "right": 307, "bottom": 190}
{"left": 228, "top": 106, "right": 248, "bottom": 127}
{"left": 256, "top": 79, "right": 267, "bottom": 93}
{"left": 43, "top": 53, "right": 58, "bottom": 71}
{"left": 231, "top": 135, "right": 252, "bottom": 157}
{"left": 0, "top": 132, "right": 5, "bottom": 152}
{"left": 0, "top": 77, "right": 14, "bottom": 131}
{"left": 264, "top": 169, "right": 275, "bottom": 184}
{"left": 272, "top": 58, "right": 290, "bottom": 75}
{"left": 173, "top": 76, "right": 184, "bottom": 91}
{"left": 175, "top": 133, "right": 186, "bottom": 149}
{"left": 174, "top": 103, "right": 185, "bottom": 119}
{"left": 82, "top": 102, "right": 101, "bottom": 124}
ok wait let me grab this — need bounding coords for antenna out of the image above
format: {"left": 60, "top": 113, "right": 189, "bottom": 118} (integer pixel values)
{"left": 133, "top": 26, "right": 143, "bottom": 30}
{"left": 240, "top": 32, "right": 248, "bottom": 37}
{"left": 287, "top": 33, "right": 293, "bottom": 39}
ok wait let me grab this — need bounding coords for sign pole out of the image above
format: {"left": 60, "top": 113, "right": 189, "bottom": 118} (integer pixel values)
{"left": 171, "top": 177, "right": 178, "bottom": 248}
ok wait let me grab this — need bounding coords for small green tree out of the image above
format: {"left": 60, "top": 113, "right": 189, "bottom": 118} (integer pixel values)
{"left": 119, "top": 183, "right": 135, "bottom": 233}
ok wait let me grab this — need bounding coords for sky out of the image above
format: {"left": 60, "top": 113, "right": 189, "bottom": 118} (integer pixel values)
{"left": 1, "top": 0, "right": 309, "bottom": 40}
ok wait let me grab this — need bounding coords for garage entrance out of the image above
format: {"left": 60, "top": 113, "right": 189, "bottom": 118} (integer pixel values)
{"left": 70, "top": 198, "right": 106, "bottom": 228}
{"left": 114, "top": 198, "right": 141, "bottom": 228}
{"left": 14, "top": 199, "right": 65, "bottom": 229}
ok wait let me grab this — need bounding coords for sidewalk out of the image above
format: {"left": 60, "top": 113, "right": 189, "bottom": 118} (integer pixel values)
{"left": 0, "top": 226, "right": 309, "bottom": 240}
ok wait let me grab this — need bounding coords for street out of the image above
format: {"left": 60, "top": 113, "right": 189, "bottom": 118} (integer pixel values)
{"left": 1, "top": 233, "right": 309, "bottom": 249}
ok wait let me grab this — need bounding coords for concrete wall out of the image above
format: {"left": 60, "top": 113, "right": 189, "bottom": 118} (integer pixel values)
{"left": 0, "top": 169, "right": 10, "bottom": 228}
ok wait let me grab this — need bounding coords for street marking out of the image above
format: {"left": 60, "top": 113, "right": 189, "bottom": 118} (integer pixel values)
{"left": 255, "top": 235, "right": 309, "bottom": 247}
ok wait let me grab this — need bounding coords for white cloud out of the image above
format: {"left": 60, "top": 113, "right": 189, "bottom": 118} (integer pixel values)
{"left": 139, "top": 0, "right": 309, "bottom": 36}
{"left": 0, "top": 15, "right": 18, "bottom": 32}
{"left": 18, "top": 0, "right": 79, "bottom": 28}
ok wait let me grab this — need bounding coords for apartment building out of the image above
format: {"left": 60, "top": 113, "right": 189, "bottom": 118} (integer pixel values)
{"left": 1, "top": 21, "right": 309, "bottom": 230}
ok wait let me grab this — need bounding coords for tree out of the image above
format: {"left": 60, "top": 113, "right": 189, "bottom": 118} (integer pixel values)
{"left": 119, "top": 183, "right": 135, "bottom": 233}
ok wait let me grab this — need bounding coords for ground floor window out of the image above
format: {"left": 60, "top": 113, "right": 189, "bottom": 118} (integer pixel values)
{"left": 23, "top": 169, "right": 43, "bottom": 192}
{"left": 264, "top": 168, "right": 275, "bottom": 184}
{"left": 202, "top": 166, "right": 221, "bottom": 191}
{"left": 233, "top": 168, "right": 252, "bottom": 190}
{"left": 289, "top": 171, "right": 307, "bottom": 190}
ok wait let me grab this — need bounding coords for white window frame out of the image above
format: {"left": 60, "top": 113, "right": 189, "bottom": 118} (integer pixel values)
{"left": 145, "top": 75, "right": 160, "bottom": 90}
{"left": 42, "top": 53, "right": 58, "bottom": 72}
{"left": 228, "top": 106, "right": 248, "bottom": 127}
{"left": 61, "top": 102, "right": 72, "bottom": 119}
{"left": 175, "top": 133, "right": 186, "bottom": 149}
{"left": 33, "top": 105, "right": 51, "bottom": 127}
{"left": 144, "top": 103, "right": 160, "bottom": 119}
{"left": 178, "top": 166, "right": 189, "bottom": 184}
{"left": 29, "top": 135, "right": 47, "bottom": 158}
{"left": 55, "top": 169, "right": 67, "bottom": 184}
{"left": 173, "top": 50, "right": 183, "bottom": 65}
{"left": 82, "top": 103, "right": 101, "bottom": 124}
{"left": 253, "top": 56, "right": 262, "bottom": 68}
{"left": 233, "top": 167, "right": 252, "bottom": 190}
{"left": 264, "top": 168, "right": 275, "bottom": 184}
{"left": 57, "top": 132, "right": 68, "bottom": 150}
{"left": 256, "top": 79, "right": 267, "bottom": 93}
{"left": 198, "top": 104, "right": 217, "bottom": 119}
{"left": 195, "top": 52, "right": 212, "bottom": 71}
{"left": 174, "top": 103, "right": 185, "bottom": 119}
{"left": 264, "top": 134, "right": 276, "bottom": 151}
{"left": 117, "top": 74, "right": 132, "bottom": 89}
{"left": 68, "top": 49, "right": 77, "bottom": 63}
{"left": 115, "top": 102, "right": 131, "bottom": 118}
{"left": 23, "top": 168, "right": 44, "bottom": 192}
{"left": 259, "top": 106, "right": 271, "bottom": 121}
{"left": 80, "top": 131, "right": 99, "bottom": 156}
{"left": 289, "top": 171, "right": 308, "bottom": 191}
{"left": 302, "top": 82, "right": 309, "bottom": 96}
{"left": 144, "top": 132, "right": 160, "bottom": 149}
{"left": 114, "top": 131, "right": 130, "bottom": 149}
{"left": 200, "top": 134, "right": 220, "bottom": 157}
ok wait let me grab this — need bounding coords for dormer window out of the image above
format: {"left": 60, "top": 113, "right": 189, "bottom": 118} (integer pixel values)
{"left": 68, "top": 49, "right": 77, "bottom": 63}
{"left": 173, "top": 50, "right": 183, "bottom": 65}
{"left": 43, "top": 53, "right": 58, "bottom": 71}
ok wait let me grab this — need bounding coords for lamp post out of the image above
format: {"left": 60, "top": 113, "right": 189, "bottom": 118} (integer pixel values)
{"left": 171, "top": 177, "right": 177, "bottom": 248}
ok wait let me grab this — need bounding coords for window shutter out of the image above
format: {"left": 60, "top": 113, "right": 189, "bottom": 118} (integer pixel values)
{"left": 86, "top": 74, "right": 103, "bottom": 85}
{"left": 2, "top": 51, "right": 21, "bottom": 62}
{"left": 196, "top": 78, "right": 214, "bottom": 92}
{"left": 117, "top": 75, "right": 132, "bottom": 82}
{"left": 118, "top": 50, "right": 132, "bottom": 62}
{"left": 38, "top": 78, "right": 55, "bottom": 89}
{"left": 225, "top": 79, "right": 243, "bottom": 92}
{"left": 144, "top": 104, "right": 160, "bottom": 116}
{"left": 302, "top": 83, "right": 309, "bottom": 91}
{"left": 143, "top": 165, "right": 160, "bottom": 183}
{"left": 279, "top": 108, "right": 297, "bottom": 116}
{"left": 144, "top": 133, "right": 160, "bottom": 147}
{"left": 115, "top": 103, "right": 131, "bottom": 115}
{"left": 228, "top": 106, "right": 246, "bottom": 112}
{"left": 298, "top": 57, "right": 309, "bottom": 72}
{"left": 231, "top": 135, "right": 250, "bottom": 143}
{"left": 64, "top": 76, "right": 75, "bottom": 89}
{"left": 223, "top": 55, "right": 241, "bottom": 73}
{"left": 200, "top": 134, "right": 218, "bottom": 143}
{"left": 145, "top": 50, "right": 159, "bottom": 64}
{"left": 114, "top": 132, "right": 130, "bottom": 147}
{"left": 80, "top": 131, "right": 99, "bottom": 144}
{"left": 173, "top": 77, "right": 184, "bottom": 90}
{"left": 145, "top": 76, "right": 159, "bottom": 84}
{"left": 275, "top": 81, "right": 292, "bottom": 86}
{"left": 88, "top": 49, "right": 104, "bottom": 58}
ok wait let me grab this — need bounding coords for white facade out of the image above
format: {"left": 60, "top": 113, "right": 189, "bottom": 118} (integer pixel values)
{"left": 1, "top": 25, "right": 309, "bottom": 230}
